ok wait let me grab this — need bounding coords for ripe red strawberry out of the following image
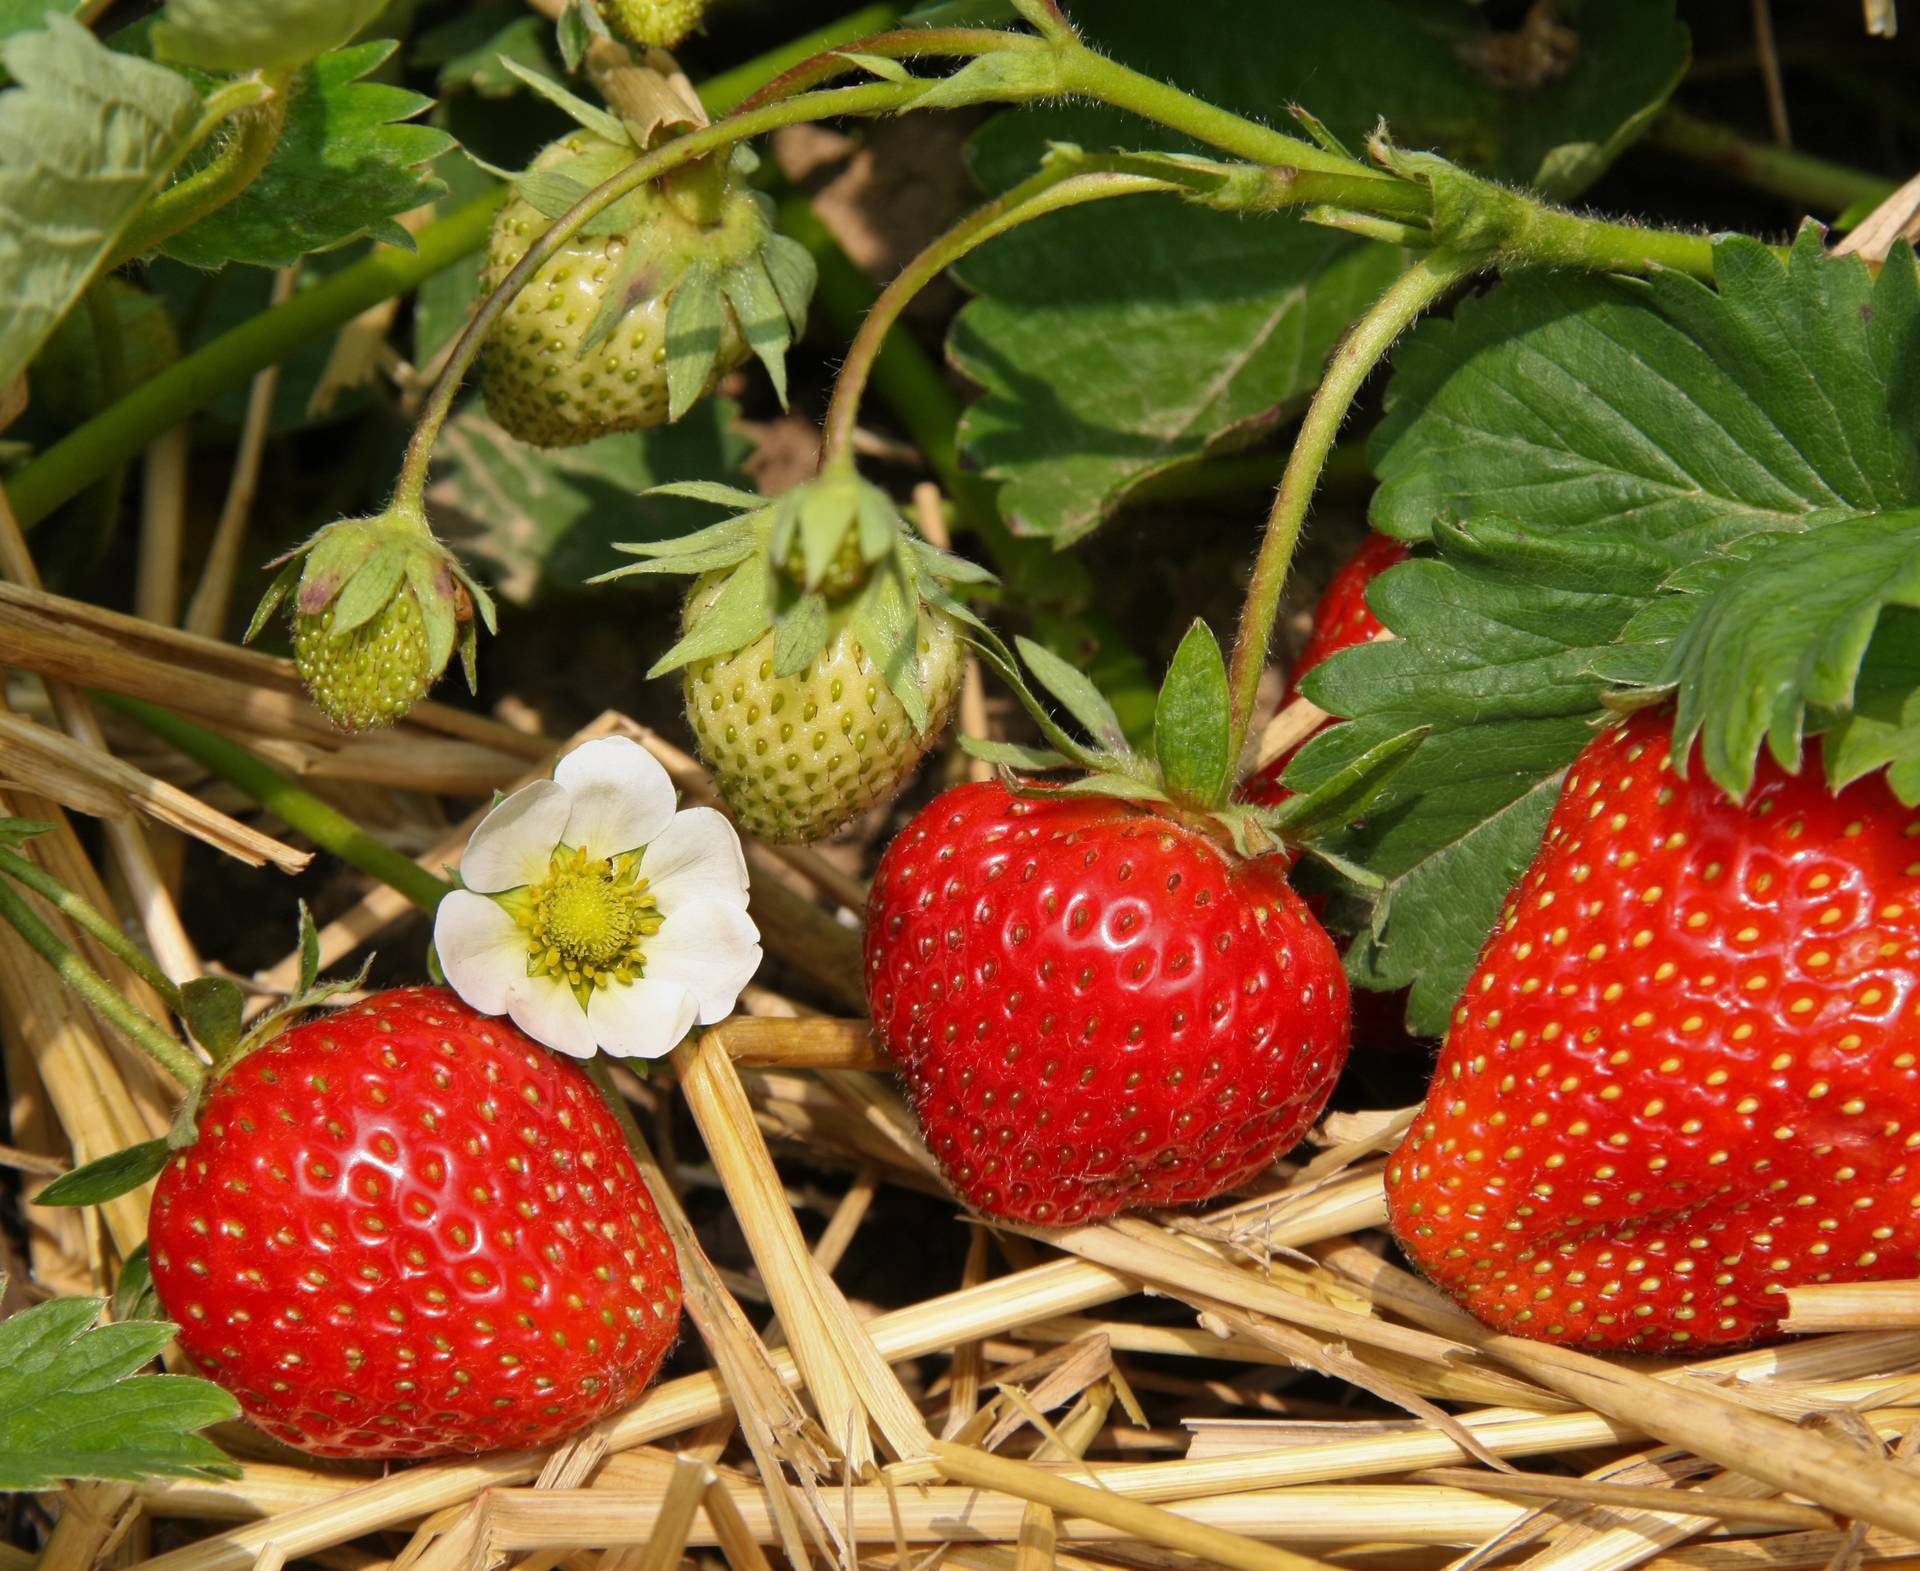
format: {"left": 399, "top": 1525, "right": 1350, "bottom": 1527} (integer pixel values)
{"left": 147, "top": 987, "right": 681, "bottom": 1460}
{"left": 1388, "top": 709, "right": 1920, "bottom": 1352}
{"left": 866, "top": 780, "right": 1350, "bottom": 1224}
{"left": 1241, "top": 533, "right": 1409, "bottom": 807}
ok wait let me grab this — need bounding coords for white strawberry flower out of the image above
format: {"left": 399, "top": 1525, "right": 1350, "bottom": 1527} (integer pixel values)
{"left": 434, "top": 736, "right": 760, "bottom": 1059}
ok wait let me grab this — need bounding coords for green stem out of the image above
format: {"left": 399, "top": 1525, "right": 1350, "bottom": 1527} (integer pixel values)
{"left": 818, "top": 162, "right": 1177, "bottom": 470}
{"left": 1225, "top": 249, "right": 1483, "bottom": 762}
{"left": 1649, "top": 107, "right": 1899, "bottom": 216}
{"left": 114, "top": 73, "right": 292, "bottom": 267}
{"left": 0, "top": 877, "right": 203, "bottom": 1089}
{"left": 10, "top": 191, "right": 507, "bottom": 529}
{"left": 102, "top": 695, "right": 455, "bottom": 915}
{"left": 0, "top": 845, "right": 185, "bottom": 1015}
{"left": 79, "top": 282, "right": 132, "bottom": 553}
{"left": 389, "top": 79, "right": 921, "bottom": 515}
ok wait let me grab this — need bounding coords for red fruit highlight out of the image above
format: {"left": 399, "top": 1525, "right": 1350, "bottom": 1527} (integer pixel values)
{"left": 866, "top": 781, "right": 1350, "bottom": 1224}
{"left": 1388, "top": 709, "right": 1920, "bottom": 1352}
{"left": 149, "top": 987, "right": 681, "bottom": 1459}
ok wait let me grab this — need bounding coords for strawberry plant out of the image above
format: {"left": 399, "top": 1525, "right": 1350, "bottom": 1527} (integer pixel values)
{"left": 5, "top": 0, "right": 1920, "bottom": 1562}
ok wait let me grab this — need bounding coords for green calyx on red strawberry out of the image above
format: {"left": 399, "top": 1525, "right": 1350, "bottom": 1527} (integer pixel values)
{"left": 476, "top": 61, "right": 814, "bottom": 448}
{"left": 247, "top": 501, "right": 497, "bottom": 733}
{"left": 595, "top": 468, "right": 987, "bottom": 843}
{"left": 967, "top": 612, "right": 1426, "bottom": 869}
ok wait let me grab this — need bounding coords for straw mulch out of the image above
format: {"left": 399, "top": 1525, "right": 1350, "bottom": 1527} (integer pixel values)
{"left": 6, "top": 561, "right": 1920, "bottom": 1571}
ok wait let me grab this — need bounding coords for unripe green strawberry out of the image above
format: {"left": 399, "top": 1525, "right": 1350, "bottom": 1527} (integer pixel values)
{"left": 478, "top": 128, "right": 796, "bottom": 449}
{"left": 682, "top": 570, "right": 964, "bottom": 843}
{"left": 249, "top": 504, "right": 497, "bottom": 734}
{"left": 294, "top": 586, "right": 431, "bottom": 732}
{"left": 605, "top": 0, "right": 706, "bottom": 49}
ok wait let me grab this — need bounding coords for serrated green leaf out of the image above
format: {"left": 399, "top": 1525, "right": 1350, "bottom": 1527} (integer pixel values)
{"left": 1152, "top": 619, "right": 1231, "bottom": 809}
{"left": 0, "top": 1294, "right": 237, "bottom": 1491}
{"left": 111, "top": 1244, "right": 165, "bottom": 1325}
{"left": 33, "top": 1140, "right": 170, "bottom": 1208}
{"left": 180, "top": 975, "right": 244, "bottom": 1062}
{"left": 429, "top": 397, "right": 750, "bottom": 602}
{"left": 1610, "top": 512, "right": 1920, "bottom": 798}
{"left": 1823, "top": 612, "right": 1920, "bottom": 805}
{"left": 152, "top": 0, "right": 386, "bottom": 73}
{"left": 721, "top": 255, "right": 792, "bottom": 408}
{"left": 1290, "top": 521, "right": 1681, "bottom": 1035}
{"left": 771, "top": 591, "right": 829, "bottom": 679}
{"left": 958, "top": 737, "right": 1072, "bottom": 769}
{"left": 665, "top": 265, "right": 726, "bottom": 423}
{"left": 1015, "top": 635, "right": 1127, "bottom": 752}
{"left": 1265, "top": 725, "right": 1427, "bottom": 841}
{"left": 0, "top": 17, "right": 204, "bottom": 389}
{"left": 163, "top": 41, "right": 451, "bottom": 270}
{"left": 498, "top": 54, "right": 629, "bottom": 145}
{"left": 296, "top": 900, "right": 321, "bottom": 994}
{"left": 1372, "top": 232, "right": 1920, "bottom": 550}
{"left": 648, "top": 553, "right": 773, "bottom": 677}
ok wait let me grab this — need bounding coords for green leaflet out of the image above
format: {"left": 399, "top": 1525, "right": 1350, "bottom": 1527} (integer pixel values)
{"left": 1601, "top": 512, "right": 1920, "bottom": 800}
{"left": 0, "top": 17, "right": 204, "bottom": 389}
{"left": 1152, "top": 620, "right": 1231, "bottom": 810}
{"left": 162, "top": 41, "right": 451, "bottom": 269}
{"left": 33, "top": 1141, "right": 170, "bottom": 1208}
{"left": 151, "top": 0, "right": 386, "bottom": 73}
{"left": 0, "top": 1292, "right": 238, "bottom": 1492}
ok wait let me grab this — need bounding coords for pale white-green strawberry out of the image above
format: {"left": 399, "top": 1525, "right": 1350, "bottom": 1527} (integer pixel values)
{"left": 479, "top": 116, "right": 813, "bottom": 448}
{"left": 597, "top": 469, "right": 994, "bottom": 845}
{"left": 683, "top": 571, "right": 964, "bottom": 842}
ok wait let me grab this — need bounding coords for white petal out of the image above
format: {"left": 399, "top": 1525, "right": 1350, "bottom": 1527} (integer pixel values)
{"left": 503, "top": 974, "right": 599, "bottom": 1059}
{"left": 644, "top": 807, "right": 750, "bottom": 913}
{"left": 459, "top": 780, "right": 569, "bottom": 893}
{"left": 434, "top": 892, "right": 524, "bottom": 1015}
{"left": 555, "top": 736, "right": 677, "bottom": 861}
{"left": 587, "top": 977, "right": 698, "bottom": 1060}
{"left": 646, "top": 899, "right": 762, "bottom": 1024}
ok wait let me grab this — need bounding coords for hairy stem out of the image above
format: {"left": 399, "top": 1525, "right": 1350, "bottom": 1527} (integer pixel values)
{"left": 389, "top": 79, "right": 920, "bottom": 515}
{"left": 0, "top": 845, "right": 185, "bottom": 1016}
{"left": 1649, "top": 106, "right": 1899, "bottom": 216}
{"left": 114, "top": 72, "right": 292, "bottom": 267}
{"left": 0, "top": 876, "right": 203, "bottom": 1089}
{"left": 818, "top": 163, "right": 1176, "bottom": 469}
{"left": 1226, "top": 250, "right": 1484, "bottom": 762}
{"left": 103, "top": 696, "right": 456, "bottom": 915}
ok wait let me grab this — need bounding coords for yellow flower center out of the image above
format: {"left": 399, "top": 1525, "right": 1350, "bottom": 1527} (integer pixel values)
{"left": 507, "top": 845, "right": 662, "bottom": 1006}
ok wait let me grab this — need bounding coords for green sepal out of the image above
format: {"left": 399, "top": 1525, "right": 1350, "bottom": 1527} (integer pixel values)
{"left": 1030, "top": 770, "right": 1168, "bottom": 802}
{"left": 594, "top": 514, "right": 765, "bottom": 582}
{"left": 245, "top": 556, "right": 303, "bottom": 644}
{"left": 959, "top": 737, "right": 1072, "bottom": 770}
{"left": 407, "top": 553, "right": 459, "bottom": 679}
{"left": 1287, "top": 104, "right": 1357, "bottom": 163}
{"left": 665, "top": 265, "right": 727, "bottom": 422}
{"left": 856, "top": 483, "right": 898, "bottom": 565}
{"left": 1015, "top": 635, "right": 1128, "bottom": 752}
{"left": 180, "top": 977, "right": 244, "bottom": 1067}
{"left": 498, "top": 56, "right": 632, "bottom": 147}
{"left": 1297, "top": 839, "right": 1387, "bottom": 892}
{"left": 1152, "top": 619, "right": 1231, "bottom": 810}
{"left": 848, "top": 557, "right": 927, "bottom": 733}
{"left": 799, "top": 472, "right": 861, "bottom": 588}
{"left": 329, "top": 542, "right": 408, "bottom": 635}
{"left": 0, "top": 819, "right": 54, "bottom": 848}
{"left": 771, "top": 590, "right": 829, "bottom": 679}
{"left": 643, "top": 481, "right": 768, "bottom": 510}
{"left": 760, "top": 233, "right": 819, "bottom": 334}
{"left": 911, "top": 47, "right": 1067, "bottom": 111}
{"left": 451, "top": 561, "right": 499, "bottom": 635}
{"left": 648, "top": 552, "right": 773, "bottom": 676}
{"left": 721, "top": 254, "right": 793, "bottom": 408}
{"left": 34, "top": 1139, "right": 171, "bottom": 1208}
{"left": 909, "top": 538, "right": 995, "bottom": 586}
{"left": 296, "top": 900, "right": 322, "bottom": 995}
{"left": 834, "top": 50, "right": 914, "bottom": 83}
{"left": 112, "top": 1243, "right": 164, "bottom": 1324}
{"left": 579, "top": 238, "right": 655, "bottom": 356}
{"left": 1264, "top": 725, "right": 1430, "bottom": 841}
